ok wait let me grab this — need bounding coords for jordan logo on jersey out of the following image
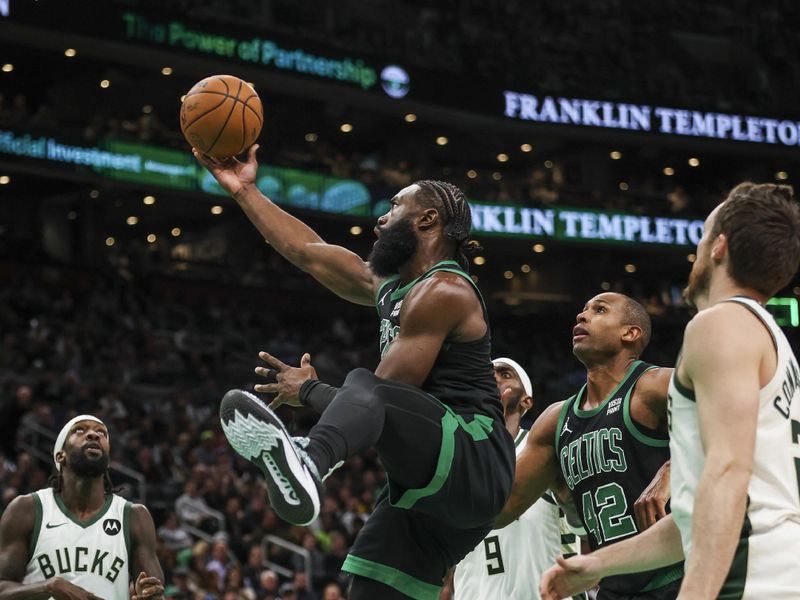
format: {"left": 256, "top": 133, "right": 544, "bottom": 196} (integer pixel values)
{"left": 103, "top": 519, "right": 121, "bottom": 536}
{"left": 35, "top": 547, "right": 126, "bottom": 582}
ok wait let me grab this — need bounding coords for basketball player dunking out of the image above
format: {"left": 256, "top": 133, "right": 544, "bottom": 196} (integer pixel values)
{"left": 195, "top": 146, "right": 515, "bottom": 600}
{"left": 539, "top": 183, "right": 800, "bottom": 599}
{"left": 0, "top": 415, "right": 164, "bottom": 600}
{"left": 496, "top": 293, "right": 683, "bottom": 599}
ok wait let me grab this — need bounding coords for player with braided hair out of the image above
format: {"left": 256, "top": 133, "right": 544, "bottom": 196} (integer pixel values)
{"left": 194, "top": 146, "right": 515, "bottom": 600}
{"left": 414, "top": 180, "right": 481, "bottom": 271}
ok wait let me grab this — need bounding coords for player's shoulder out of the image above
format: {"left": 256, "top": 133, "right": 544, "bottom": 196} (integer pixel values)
{"left": 0, "top": 493, "right": 36, "bottom": 532}
{"left": 405, "top": 269, "right": 477, "bottom": 309}
{"left": 635, "top": 365, "right": 674, "bottom": 395}
{"left": 529, "top": 400, "right": 566, "bottom": 442}
{"left": 685, "top": 301, "right": 766, "bottom": 344}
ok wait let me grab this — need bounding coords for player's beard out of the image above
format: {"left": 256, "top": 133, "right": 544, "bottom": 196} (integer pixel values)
{"left": 368, "top": 217, "right": 419, "bottom": 277}
{"left": 683, "top": 255, "right": 711, "bottom": 308}
{"left": 68, "top": 445, "right": 110, "bottom": 478}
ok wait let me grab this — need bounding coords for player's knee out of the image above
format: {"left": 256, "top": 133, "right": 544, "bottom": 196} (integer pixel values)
{"left": 342, "top": 368, "right": 383, "bottom": 407}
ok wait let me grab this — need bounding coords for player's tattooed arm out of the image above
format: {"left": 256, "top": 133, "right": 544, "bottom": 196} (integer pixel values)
{"left": 495, "top": 402, "right": 563, "bottom": 528}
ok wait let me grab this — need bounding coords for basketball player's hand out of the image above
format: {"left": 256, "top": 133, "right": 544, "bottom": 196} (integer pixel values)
{"left": 634, "top": 459, "right": 670, "bottom": 530}
{"left": 192, "top": 144, "right": 259, "bottom": 198}
{"left": 255, "top": 351, "right": 318, "bottom": 409}
{"left": 539, "top": 555, "right": 602, "bottom": 600}
{"left": 131, "top": 571, "right": 164, "bottom": 599}
{"left": 46, "top": 577, "right": 103, "bottom": 600}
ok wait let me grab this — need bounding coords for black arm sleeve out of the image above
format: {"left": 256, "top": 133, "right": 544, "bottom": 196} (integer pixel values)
{"left": 299, "top": 380, "right": 339, "bottom": 414}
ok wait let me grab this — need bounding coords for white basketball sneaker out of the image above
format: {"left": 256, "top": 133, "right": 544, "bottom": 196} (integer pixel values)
{"left": 220, "top": 389, "right": 323, "bottom": 525}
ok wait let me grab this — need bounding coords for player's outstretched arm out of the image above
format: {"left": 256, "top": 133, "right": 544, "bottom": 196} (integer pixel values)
{"left": 676, "top": 305, "right": 761, "bottom": 599}
{"left": 494, "top": 402, "right": 562, "bottom": 528}
{"left": 0, "top": 496, "right": 101, "bottom": 600}
{"left": 194, "top": 145, "right": 378, "bottom": 306}
{"left": 129, "top": 505, "right": 164, "bottom": 600}
{"left": 539, "top": 515, "right": 684, "bottom": 600}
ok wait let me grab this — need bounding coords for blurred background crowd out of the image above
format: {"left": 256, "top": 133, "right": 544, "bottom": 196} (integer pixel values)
{"left": 1, "top": 1, "right": 799, "bottom": 598}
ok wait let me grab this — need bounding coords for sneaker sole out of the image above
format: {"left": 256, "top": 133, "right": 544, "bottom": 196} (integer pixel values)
{"left": 220, "top": 389, "right": 321, "bottom": 525}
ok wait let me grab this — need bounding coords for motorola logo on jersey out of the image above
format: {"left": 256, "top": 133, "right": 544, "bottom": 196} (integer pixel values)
{"left": 103, "top": 519, "right": 121, "bottom": 536}
{"left": 381, "top": 65, "right": 410, "bottom": 99}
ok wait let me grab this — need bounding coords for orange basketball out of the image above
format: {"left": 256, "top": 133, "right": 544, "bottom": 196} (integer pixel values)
{"left": 180, "top": 75, "right": 263, "bottom": 158}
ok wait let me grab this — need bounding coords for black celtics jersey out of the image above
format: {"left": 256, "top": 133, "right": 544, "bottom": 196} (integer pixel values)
{"left": 555, "top": 360, "right": 683, "bottom": 595}
{"left": 375, "top": 260, "right": 502, "bottom": 419}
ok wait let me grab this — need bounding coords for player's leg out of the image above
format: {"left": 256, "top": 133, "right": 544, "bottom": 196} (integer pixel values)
{"left": 305, "top": 367, "right": 447, "bottom": 491}
{"left": 220, "top": 368, "right": 447, "bottom": 525}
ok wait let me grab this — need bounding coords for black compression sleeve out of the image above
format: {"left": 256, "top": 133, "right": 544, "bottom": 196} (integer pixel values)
{"left": 299, "top": 379, "right": 339, "bottom": 414}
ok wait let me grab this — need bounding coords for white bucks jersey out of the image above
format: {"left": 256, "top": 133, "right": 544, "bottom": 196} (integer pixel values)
{"left": 23, "top": 488, "right": 131, "bottom": 600}
{"left": 454, "top": 430, "right": 583, "bottom": 600}
{"left": 669, "top": 297, "right": 800, "bottom": 598}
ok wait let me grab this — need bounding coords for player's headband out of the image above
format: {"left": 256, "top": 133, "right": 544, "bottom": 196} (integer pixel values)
{"left": 492, "top": 357, "right": 533, "bottom": 397}
{"left": 53, "top": 415, "right": 105, "bottom": 472}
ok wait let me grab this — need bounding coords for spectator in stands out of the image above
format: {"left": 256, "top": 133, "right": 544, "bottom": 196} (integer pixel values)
{"left": 321, "top": 582, "right": 344, "bottom": 600}
{"left": 206, "top": 536, "right": 231, "bottom": 591}
{"left": 158, "top": 511, "right": 194, "bottom": 552}
{"left": 175, "top": 479, "right": 218, "bottom": 533}
{"left": 257, "top": 569, "right": 280, "bottom": 600}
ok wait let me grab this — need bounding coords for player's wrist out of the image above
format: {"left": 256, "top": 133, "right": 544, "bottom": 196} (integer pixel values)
{"left": 299, "top": 379, "right": 339, "bottom": 413}
{"left": 232, "top": 182, "right": 259, "bottom": 203}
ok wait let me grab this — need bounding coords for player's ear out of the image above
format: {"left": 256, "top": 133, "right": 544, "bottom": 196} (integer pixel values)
{"left": 520, "top": 394, "right": 533, "bottom": 414}
{"left": 418, "top": 207, "right": 440, "bottom": 231}
{"left": 711, "top": 233, "right": 728, "bottom": 261}
{"left": 622, "top": 325, "right": 642, "bottom": 345}
{"left": 55, "top": 450, "right": 66, "bottom": 469}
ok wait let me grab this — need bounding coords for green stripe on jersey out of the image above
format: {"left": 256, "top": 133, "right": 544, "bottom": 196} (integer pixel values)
{"left": 30, "top": 491, "right": 43, "bottom": 560}
{"left": 622, "top": 369, "right": 669, "bottom": 448}
{"left": 342, "top": 554, "right": 441, "bottom": 600}
{"left": 671, "top": 373, "right": 696, "bottom": 402}
{"left": 718, "top": 511, "right": 752, "bottom": 599}
{"left": 573, "top": 360, "right": 645, "bottom": 417}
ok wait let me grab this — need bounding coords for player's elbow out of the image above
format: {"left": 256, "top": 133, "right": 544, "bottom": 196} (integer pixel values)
{"left": 706, "top": 451, "right": 753, "bottom": 491}
{"left": 493, "top": 501, "right": 521, "bottom": 528}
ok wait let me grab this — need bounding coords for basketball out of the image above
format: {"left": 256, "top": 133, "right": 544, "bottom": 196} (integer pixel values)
{"left": 180, "top": 75, "right": 263, "bottom": 158}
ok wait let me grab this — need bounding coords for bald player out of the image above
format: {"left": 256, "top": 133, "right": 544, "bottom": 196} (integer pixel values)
{"left": 453, "top": 358, "right": 584, "bottom": 600}
{"left": 0, "top": 415, "right": 164, "bottom": 600}
{"left": 540, "top": 182, "right": 800, "bottom": 599}
{"left": 497, "top": 293, "right": 682, "bottom": 599}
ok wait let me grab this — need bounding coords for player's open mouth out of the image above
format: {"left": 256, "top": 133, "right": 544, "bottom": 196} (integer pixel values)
{"left": 83, "top": 443, "right": 102, "bottom": 455}
{"left": 572, "top": 326, "right": 589, "bottom": 341}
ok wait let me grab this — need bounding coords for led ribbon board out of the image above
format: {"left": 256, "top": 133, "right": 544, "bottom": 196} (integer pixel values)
{"left": 1, "top": 129, "right": 703, "bottom": 246}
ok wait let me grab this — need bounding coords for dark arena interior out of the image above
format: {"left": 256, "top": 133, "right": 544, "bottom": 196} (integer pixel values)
{"left": 1, "top": 2, "right": 799, "bottom": 600}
